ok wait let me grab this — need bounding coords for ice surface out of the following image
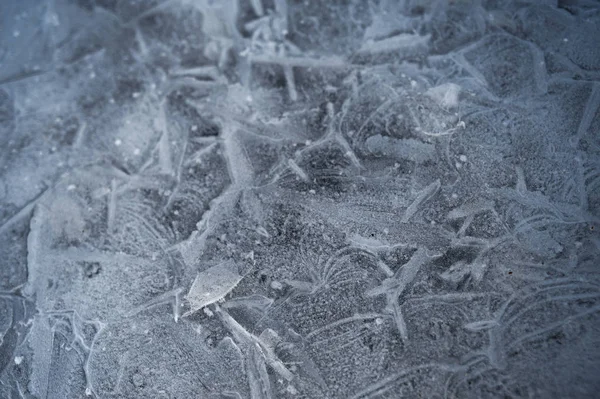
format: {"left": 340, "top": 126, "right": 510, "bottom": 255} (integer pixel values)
{"left": 183, "top": 260, "right": 243, "bottom": 316}
{"left": 0, "top": 0, "right": 599, "bottom": 398}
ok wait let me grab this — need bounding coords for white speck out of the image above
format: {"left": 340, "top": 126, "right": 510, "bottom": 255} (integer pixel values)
{"left": 455, "top": 162, "right": 462, "bottom": 169}
{"left": 114, "top": 139, "right": 122, "bottom": 146}
{"left": 89, "top": 72, "right": 96, "bottom": 79}
{"left": 459, "top": 155, "right": 467, "bottom": 162}
{"left": 271, "top": 280, "right": 283, "bottom": 290}
{"left": 308, "top": 189, "right": 316, "bottom": 194}
{"left": 85, "top": 387, "right": 92, "bottom": 396}
{"left": 133, "top": 148, "right": 141, "bottom": 155}
{"left": 375, "top": 318, "right": 383, "bottom": 325}
{"left": 109, "top": 98, "right": 115, "bottom": 104}
{"left": 191, "top": 125, "right": 198, "bottom": 132}
{"left": 203, "top": 307, "right": 214, "bottom": 317}
{"left": 173, "top": 210, "right": 180, "bottom": 215}
{"left": 132, "top": 92, "right": 140, "bottom": 98}
{"left": 13, "top": 30, "right": 20, "bottom": 37}
{"left": 305, "top": 140, "right": 312, "bottom": 146}
{"left": 451, "top": 193, "right": 458, "bottom": 199}
{"left": 563, "top": 38, "right": 569, "bottom": 42}
{"left": 14, "top": 356, "right": 23, "bottom": 365}
{"left": 67, "top": 184, "right": 77, "bottom": 191}
{"left": 286, "top": 385, "right": 298, "bottom": 395}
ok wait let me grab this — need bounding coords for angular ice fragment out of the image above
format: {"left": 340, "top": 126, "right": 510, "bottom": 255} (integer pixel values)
{"left": 250, "top": 0, "right": 264, "bottom": 16}
{"left": 223, "top": 294, "right": 274, "bottom": 312}
{"left": 365, "top": 135, "right": 436, "bottom": 163}
{"left": 248, "top": 54, "right": 347, "bottom": 69}
{"left": 402, "top": 179, "right": 441, "bottom": 223}
{"left": 425, "top": 83, "right": 461, "bottom": 109}
{"left": 183, "top": 260, "right": 243, "bottom": 316}
{"left": 463, "top": 320, "right": 499, "bottom": 332}
{"left": 357, "top": 34, "right": 430, "bottom": 55}
{"left": 248, "top": 344, "right": 273, "bottom": 399}
{"left": 447, "top": 199, "right": 494, "bottom": 220}
{"left": 439, "top": 260, "right": 488, "bottom": 285}
{"left": 571, "top": 82, "right": 600, "bottom": 148}
{"left": 364, "top": 248, "right": 435, "bottom": 341}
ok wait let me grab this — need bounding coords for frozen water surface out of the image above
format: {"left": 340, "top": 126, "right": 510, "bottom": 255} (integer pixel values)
{"left": 1, "top": 0, "right": 600, "bottom": 397}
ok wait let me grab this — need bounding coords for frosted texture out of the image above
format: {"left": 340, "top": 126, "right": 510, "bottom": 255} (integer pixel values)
{"left": 1, "top": 0, "right": 599, "bottom": 398}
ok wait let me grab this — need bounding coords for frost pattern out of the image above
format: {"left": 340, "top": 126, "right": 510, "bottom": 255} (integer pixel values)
{"left": 0, "top": 0, "right": 599, "bottom": 398}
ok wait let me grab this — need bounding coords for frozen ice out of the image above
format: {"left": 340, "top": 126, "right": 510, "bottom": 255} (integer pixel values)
{"left": 0, "top": 0, "right": 599, "bottom": 398}
{"left": 183, "top": 260, "right": 243, "bottom": 316}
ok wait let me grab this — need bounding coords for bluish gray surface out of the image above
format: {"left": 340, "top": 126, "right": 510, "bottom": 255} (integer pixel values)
{"left": 1, "top": 0, "right": 600, "bottom": 398}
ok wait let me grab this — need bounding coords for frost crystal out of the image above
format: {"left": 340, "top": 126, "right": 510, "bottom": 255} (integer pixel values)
{"left": 184, "top": 261, "right": 243, "bottom": 316}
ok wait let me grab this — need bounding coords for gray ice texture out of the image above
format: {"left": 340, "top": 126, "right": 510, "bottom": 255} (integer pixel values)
{"left": 1, "top": 0, "right": 600, "bottom": 398}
